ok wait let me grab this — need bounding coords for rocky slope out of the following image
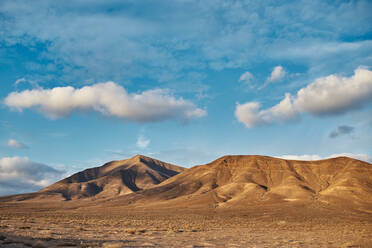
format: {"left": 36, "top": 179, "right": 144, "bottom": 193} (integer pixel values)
{"left": 107, "top": 155, "right": 372, "bottom": 211}
{"left": 39, "top": 154, "right": 185, "bottom": 200}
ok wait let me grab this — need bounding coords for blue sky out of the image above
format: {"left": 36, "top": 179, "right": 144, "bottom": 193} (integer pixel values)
{"left": 0, "top": 0, "right": 372, "bottom": 195}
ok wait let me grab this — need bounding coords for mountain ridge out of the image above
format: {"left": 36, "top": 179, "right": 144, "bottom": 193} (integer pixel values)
{"left": 1, "top": 154, "right": 371, "bottom": 213}
{"left": 100, "top": 155, "right": 372, "bottom": 212}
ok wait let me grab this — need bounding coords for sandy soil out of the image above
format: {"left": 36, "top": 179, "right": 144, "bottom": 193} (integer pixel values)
{"left": 0, "top": 203, "right": 371, "bottom": 248}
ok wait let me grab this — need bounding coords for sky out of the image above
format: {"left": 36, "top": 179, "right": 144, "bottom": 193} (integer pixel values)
{"left": 0, "top": 0, "right": 372, "bottom": 195}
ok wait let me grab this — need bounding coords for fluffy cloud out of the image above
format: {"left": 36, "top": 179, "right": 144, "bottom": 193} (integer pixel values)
{"left": 4, "top": 82, "right": 206, "bottom": 122}
{"left": 329, "top": 125, "right": 355, "bottom": 138}
{"left": 294, "top": 68, "right": 372, "bottom": 115}
{"left": 279, "top": 153, "right": 372, "bottom": 163}
{"left": 235, "top": 102, "right": 264, "bottom": 128}
{"left": 7, "top": 139, "right": 28, "bottom": 149}
{"left": 136, "top": 134, "right": 150, "bottom": 149}
{"left": 236, "top": 68, "right": 372, "bottom": 128}
{"left": 235, "top": 93, "right": 298, "bottom": 128}
{"left": 268, "top": 66, "right": 286, "bottom": 82}
{"left": 0, "top": 156, "right": 63, "bottom": 196}
{"left": 258, "top": 66, "right": 286, "bottom": 89}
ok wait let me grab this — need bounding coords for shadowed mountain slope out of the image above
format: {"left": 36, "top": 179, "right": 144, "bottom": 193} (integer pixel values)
{"left": 38, "top": 155, "right": 185, "bottom": 200}
{"left": 106, "top": 155, "right": 372, "bottom": 211}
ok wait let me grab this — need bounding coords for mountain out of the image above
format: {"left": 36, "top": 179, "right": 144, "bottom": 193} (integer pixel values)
{"left": 105, "top": 155, "right": 372, "bottom": 211}
{"left": 1, "top": 155, "right": 371, "bottom": 213}
{"left": 38, "top": 155, "right": 185, "bottom": 200}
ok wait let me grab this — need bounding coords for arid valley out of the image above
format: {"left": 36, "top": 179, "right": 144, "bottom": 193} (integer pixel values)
{"left": 1, "top": 155, "right": 371, "bottom": 247}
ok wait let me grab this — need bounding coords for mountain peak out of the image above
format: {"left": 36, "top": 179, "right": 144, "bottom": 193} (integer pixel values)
{"left": 130, "top": 154, "right": 151, "bottom": 162}
{"left": 39, "top": 155, "right": 185, "bottom": 200}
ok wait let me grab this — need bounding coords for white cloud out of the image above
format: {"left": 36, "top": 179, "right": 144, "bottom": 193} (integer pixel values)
{"left": 236, "top": 68, "right": 372, "bottom": 128}
{"left": 280, "top": 154, "right": 323, "bottom": 161}
{"left": 7, "top": 139, "right": 28, "bottom": 149}
{"left": 136, "top": 134, "right": 150, "bottom": 149}
{"left": 235, "top": 102, "right": 265, "bottom": 128}
{"left": 0, "top": 156, "right": 63, "bottom": 196}
{"left": 239, "top": 71, "right": 254, "bottom": 85}
{"left": 294, "top": 68, "right": 372, "bottom": 115}
{"left": 268, "top": 66, "right": 286, "bottom": 82}
{"left": 258, "top": 66, "right": 287, "bottom": 89}
{"left": 279, "top": 153, "right": 372, "bottom": 163}
{"left": 235, "top": 93, "right": 298, "bottom": 128}
{"left": 4, "top": 82, "right": 206, "bottom": 122}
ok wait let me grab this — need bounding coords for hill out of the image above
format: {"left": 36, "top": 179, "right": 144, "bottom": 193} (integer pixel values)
{"left": 41, "top": 154, "right": 185, "bottom": 200}
{"left": 104, "top": 155, "right": 372, "bottom": 211}
{"left": 0, "top": 155, "right": 185, "bottom": 201}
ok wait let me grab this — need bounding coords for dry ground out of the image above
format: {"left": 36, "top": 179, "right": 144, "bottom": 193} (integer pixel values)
{"left": 0, "top": 202, "right": 371, "bottom": 248}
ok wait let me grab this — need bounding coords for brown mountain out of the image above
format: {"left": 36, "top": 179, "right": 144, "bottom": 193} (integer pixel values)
{"left": 105, "top": 155, "right": 372, "bottom": 212}
{"left": 1, "top": 155, "right": 371, "bottom": 213}
{"left": 37, "top": 154, "right": 185, "bottom": 200}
